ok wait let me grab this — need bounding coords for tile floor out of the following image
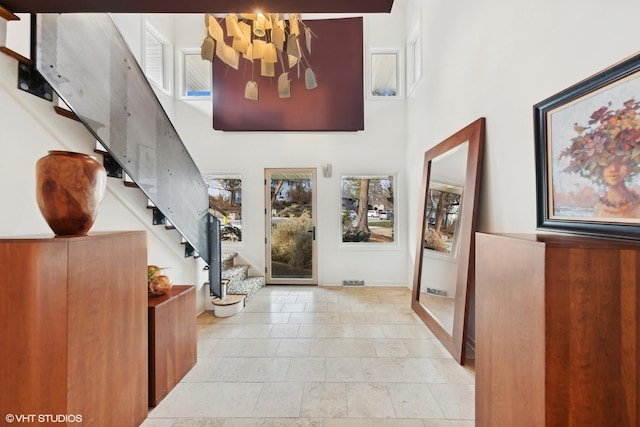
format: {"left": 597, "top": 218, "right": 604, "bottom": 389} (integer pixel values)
{"left": 142, "top": 286, "right": 475, "bottom": 427}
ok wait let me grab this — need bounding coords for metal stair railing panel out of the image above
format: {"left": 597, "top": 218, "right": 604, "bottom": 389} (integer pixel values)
{"left": 34, "top": 13, "right": 213, "bottom": 268}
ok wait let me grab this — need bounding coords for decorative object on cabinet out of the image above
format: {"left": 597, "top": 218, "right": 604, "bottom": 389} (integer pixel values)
{"left": 534, "top": 51, "right": 640, "bottom": 239}
{"left": 148, "top": 264, "right": 173, "bottom": 295}
{"left": 411, "top": 118, "right": 485, "bottom": 364}
{"left": 35, "top": 150, "right": 107, "bottom": 236}
{"left": 475, "top": 232, "right": 640, "bottom": 427}
{"left": 0, "top": 231, "right": 148, "bottom": 426}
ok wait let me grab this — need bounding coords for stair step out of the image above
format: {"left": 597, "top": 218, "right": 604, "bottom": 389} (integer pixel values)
{"left": 123, "top": 173, "right": 138, "bottom": 188}
{"left": 227, "top": 276, "right": 265, "bottom": 302}
{"left": 95, "top": 140, "right": 108, "bottom": 154}
{"left": 54, "top": 105, "right": 81, "bottom": 122}
{"left": 0, "top": 47, "right": 31, "bottom": 65}
{"left": 0, "top": 5, "right": 20, "bottom": 21}
{"left": 222, "top": 264, "right": 249, "bottom": 284}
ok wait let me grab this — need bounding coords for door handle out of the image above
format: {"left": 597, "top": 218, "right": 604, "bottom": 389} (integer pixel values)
{"left": 308, "top": 226, "right": 316, "bottom": 240}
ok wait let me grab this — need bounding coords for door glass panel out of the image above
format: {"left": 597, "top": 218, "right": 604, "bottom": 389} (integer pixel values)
{"left": 266, "top": 169, "right": 317, "bottom": 283}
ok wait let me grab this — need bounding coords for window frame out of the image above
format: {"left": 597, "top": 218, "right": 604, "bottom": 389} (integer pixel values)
{"left": 143, "top": 21, "right": 172, "bottom": 95}
{"left": 178, "top": 47, "right": 212, "bottom": 100}
{"left": 339, "top": 173, "right": 399, "bottom": 249}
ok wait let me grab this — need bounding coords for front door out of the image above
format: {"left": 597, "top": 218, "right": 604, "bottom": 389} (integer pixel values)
{"left": 265, "top": 168, "right": 317, "bottom": 284}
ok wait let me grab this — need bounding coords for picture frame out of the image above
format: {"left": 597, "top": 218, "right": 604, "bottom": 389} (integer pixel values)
{"left": 534, "top": 52, "right": 640, "bottom": 240}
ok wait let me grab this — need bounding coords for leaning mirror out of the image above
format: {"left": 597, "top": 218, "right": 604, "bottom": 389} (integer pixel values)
{"left": 411, "top": 118, "right": 485, "bottom": 364}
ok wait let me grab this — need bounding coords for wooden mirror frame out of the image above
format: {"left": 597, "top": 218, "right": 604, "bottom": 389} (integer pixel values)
{"left": 411, "top": 117, "right": 485, "bottom": 364}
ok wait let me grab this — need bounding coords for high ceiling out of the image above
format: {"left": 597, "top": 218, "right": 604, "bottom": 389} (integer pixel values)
{"left": 4, "top": 0, "right": 394, "bottom": 14}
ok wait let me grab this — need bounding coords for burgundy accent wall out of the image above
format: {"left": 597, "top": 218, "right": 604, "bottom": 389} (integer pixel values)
{"left": 212, "top": 17, "right": 364, "bottom": 132}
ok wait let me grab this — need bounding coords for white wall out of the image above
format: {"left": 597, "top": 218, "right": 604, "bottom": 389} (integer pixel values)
{"left": 156, "top": 12, "right": 411, "bottom": 287}
{"left": 404, "top": 0, "right": 640, "bottom": 261}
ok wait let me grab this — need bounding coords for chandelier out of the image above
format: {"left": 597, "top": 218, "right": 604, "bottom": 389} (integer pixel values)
{"left": 201, "top": 13, "right": 318, "bottom": 100}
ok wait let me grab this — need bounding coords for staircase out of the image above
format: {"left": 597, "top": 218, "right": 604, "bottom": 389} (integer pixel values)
{"left": 221, "top": 252, "right": 264, "bottom": 302}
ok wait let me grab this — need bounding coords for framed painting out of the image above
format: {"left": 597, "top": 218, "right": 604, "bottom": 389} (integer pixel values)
{"left": 534, "top": 52, "right": 640, "bottom": 239}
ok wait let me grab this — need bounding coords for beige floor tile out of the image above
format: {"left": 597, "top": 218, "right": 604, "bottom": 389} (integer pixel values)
{"left": 221, "top": 418, "right": 274, "bottom": 427}
{"left": 252, "top": 382, "right": 304, "bottom": 417}
{"left": 286, "top": 357, "right": 326, "bottom": 382}
{"left": 245, "top": 338, "right": 285, "bottom": 356}
{"left": 224, "top": 312, "right": 291, "bottom": 324}
{"left": 303, "top": 302, "right": 328, "bottom": 312}
{"left": 388, "top": 383, "right": 444, "bottom": 418}
{"left": 430, "top": 359, "right": 476, "bottom": 384}
{"left": 139, "top": 419, "right": 178, "bottom": 427}
{"left": 339, "top": 312, "right": 368, "bottom": 324}
{"left": 288, "top": 313, "right": 316, "bottom": 324}
{"left": 299, "top": 382, "right": 348, "bottom": 417}
{"left": 309, "top": 338, "right": 377, "bottom": 357}
{"left": 403, "top": 339, "right": 451, "bottom": 358}
{"left": 350, "top": 303, "right": 375, "bottom": 312}
{"left": 275, "top": 296, "right": 299, "bottom": 304}
{"left": 272, "top": 418, "right": 323, "bottom": 427}
{"left": 353, "top": 324, "right": 386, "bottom": 338}
{"left": 323, "top": 324, "right": 356, "bottom": 338}
{"left": 269, "top": 324, "right": 301, "bottom": 338}
{"left": 210, "top": 357, "right": 290, "bottom": 382}
{"left": 324, "top": 419, "right": 373, "bottom": 427}
{"left": 198, "top": 324, "right": 243, "bottom": 339}
{"left": 326, "top": 302, "right": 352, "bottom": 312}
{"left": 150, "top": 382, "right": 263, "bottom": 418}
{"left": 361, "top": 357, "right": 404, "bottom": 382}
{"left": 372, "top": 338, "right": 411, "bottom": 357}
{"left": 325, "top": 357, "right": 364, "bottom": 382}
{"left": 396, "top": 358, "right": 445, "bottom": 383}
{"left": 277, "top": 338, "right": 312, "bottom": 357}
{"left": 242, "top": 303, "right": 284, "bottom": 313}
{"left": 381, "top": 324, "right": 418, "bottom": 339}
{"left": 282, "top": 303, "right": 307, "bottom": 312}
{"left": 233, "top": 323, "right": 274, "bottom": 338}
{"left": 197, "top": 338, "right": 244, "bottom": 357}
{"left": 346, "top": 383, "right": 396, "bottom": 418}
{"left": 428, "top": 384, "right": 475, "bottom": 419}
{"left": 144, "top": 418, "right": 225, "bottom": 427}
{"left": 371, "top": 303, "right": 398, "bottom": 313}
{"left": 297, "top": 324, "right": 326, "bottom": 337}
{"left": 421, "top": 421, "right": 474, "bottom": 427}
{"left": 180, "top": 357, "right": 224, "bottom": 382}
{"left": 373, "top": 419, "right": 425, "bottom": 427}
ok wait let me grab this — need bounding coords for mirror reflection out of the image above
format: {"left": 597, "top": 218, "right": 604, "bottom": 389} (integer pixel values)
{"left": 419, "top": 143, "right": 468, "bottom": 335}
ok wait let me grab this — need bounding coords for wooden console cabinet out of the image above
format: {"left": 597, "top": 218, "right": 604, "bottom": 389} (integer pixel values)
{"left": 0, "top": 231, "right": 148, "bottom": 426}
{"left": 476, "top": 233, "right": 640, "bottom": 427}
{"left": 148, "top": 285, "right": 197, "bottom": 406}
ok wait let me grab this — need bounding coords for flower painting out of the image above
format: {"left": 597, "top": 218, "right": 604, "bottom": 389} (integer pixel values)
{"left": 535, "top": 52, "right": 640, "bottom": 238}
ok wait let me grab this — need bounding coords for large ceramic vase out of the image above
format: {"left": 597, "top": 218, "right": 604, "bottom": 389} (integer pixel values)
{"left": 36, "top": 150, "right": 107, "bottom": 236}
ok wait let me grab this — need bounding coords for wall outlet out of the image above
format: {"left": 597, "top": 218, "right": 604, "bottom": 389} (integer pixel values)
{"left": 343, "top": 280, "right": 365, "bottom": 286}
{"left": 426, "top": 287, "right": 448, "bottom": 297}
